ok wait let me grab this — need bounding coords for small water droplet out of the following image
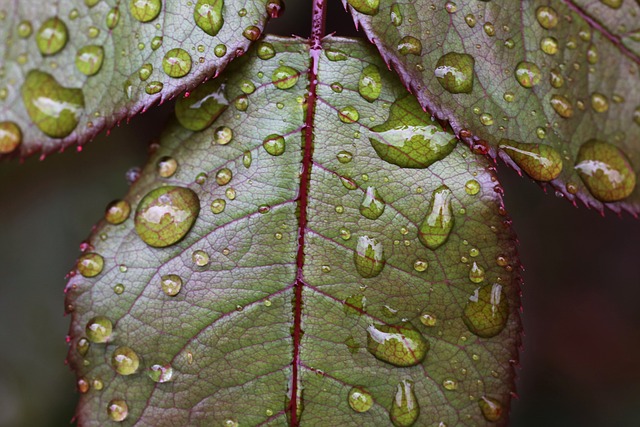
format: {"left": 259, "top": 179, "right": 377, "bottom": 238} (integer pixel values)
{"left": 0, "top": 121, "right": 22, "bottom": 153}
{"left": 514, "top": 61, "right": 541, "bottom": 88}
{"left": 192, "top": 250, "right": 210, "bottom": 266}
{"left": 418, "top": 185, "right": 454, "bottom": 250}
{"left": 111, "top": 346, "right": 140, "bottom": 375}
{"left": 397, "top": 36, "right": 422, "bottom": 55}
{"left": 536, "top": 6, "right": 559, "bottom": 29}
{"left": 151, "top": 36, "right": 163, "bottom": 50}
{"left": 145, "top": 81, "right": 164, "bottom": 95}
{"left": 549, "top": 68, "right": 564, "bottom": 88}
{"left": 263, "top": 133, "right": 286, "bottom": 156}
{"left": 214, "top": 44, "right": 227, "bottom": 57}
{"left": 499, "top": 140, "right": 563, "bottom": 181}
{"left": 272, "top": 66, "right": 299, "bottom": 89}
{"left": 257, "top": 41, "right": 276, "bottom": 60}
{"left": 419, "top": 312, "right": 436, "bottom": 327}
{"left": 358, "top": 64, "right": 382, "bottom": 102}
{"left": 107, "top": 399, "right": 129, "bottom": 422}
{"left": 75, "top": 45, "right": 104, "bottom": 76}
{"left": 347, "top": 0, "right": 380, "bottom": 15}
{"left": 469, "top": 262, "right": 485, "bottom": 283}
{"left": 348, "top": 386, "right": 374, "bottom": 413}
{"left": 413, "top": 259, "right": 428, "bottom": 272}
{"left": 359, "top": 186, "right": 386, "bottom": 220}
{"left": 325, "top": 49, "right": 348, "bottom": 61}
{"left": 478, "top": 396, "right": 503, "bottom": 422}
{"left": 590, "top": 93, "right": 609, "bottom": 113}
{"left": 331, "top": 82, "right": 343, "bottom": 93}
{"left": 138, "top": 63, "right": 153, "bottom": 81}
{"left": 463, "top": 283, "right": 509, "bottom": 338}
{"left": 367, "top": 322, "right": 428, "bottom": 367}
{"left": 336, "top": 150, "right": 353, "bottom": 163}
{"left": 148, "top": 363, "right": 174, "bottom": 382}
{"left": 434, "top": 52, "right": 475, "bottom": 94}
{"left": 160, "top": 274, "right": 182, "bottom": 296}
{"left": 210, "top": 198, "right": 226, "bottom": 214}
{"left": 540, "top": 36, "right": 559, "bottom": 55}
{"left": 36, "top": 17, "right": 68, "bottom": 55}
{"left": 586, "top": 44, "right": 598, "bottom": 64}
{"left": 215, "top": 168, "right": 232, "bottom": 186}
{"left": 340, "top": 228, "right": 351, "bottom": 240}
{"left": 77, "top": 337, "right": 90, "bottom": 356}
{"left": 479, "top": 113, "right": 493, "bottom": 126}
{"left": 465, "top": 13, "right": 476, "bottom": 27}
{"left": 17, "top": 21, "right": 33, "bottom": 38}
{"left": 243, "top": 25, "right": 261, "bottom": 41}
{"left": 243, "top": 151, "right": 252, "bottom": 168}
{"left": 134, "top": 186, "right": 200, "bottom": 248}
{"left": 106, "top": 7, "right": 121, "bottom": 29}
{"left": 354, "top": 235, "right": 385, "bottom": 278}
{"left": 77, "top": 253, "right": 104, "bottom": 277}
{"left": 129, "top": 0, "right": 162, "bottom": 23}
{"left": 464, "top": 179, "right": 480, "bottom": 195}
{"left": 86, "top": 316, "right": 113, "bottom": 343}
{"left": 157, "top": 156, "right": 178, "bottom": 178}
{"left": 442, "top": 379, "right": 457, "bottom": 391}
{"left": 113, "top": 283, "right": 125, "bottom": 295}
{"left": 225, "top": 188, "right": 236, "bottom": 200}
{"left": 483, "top": 22, "right": 495, "bottom": 36}
{"left": 550, "top": 95, "right": 573, "bottom": 118}
{"left": 105, "top": 200, "right": 131, "bottom": 224}
{"left": 390, "top": 379, "right": 419, "bottom": 427}
{"left": 339, "top": 106, "right": 359, "bottom": 123}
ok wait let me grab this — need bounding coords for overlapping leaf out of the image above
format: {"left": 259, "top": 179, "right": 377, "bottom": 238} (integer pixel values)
{"left": 0, "top": 0, "right": 279, "bottom": 157}
{"left": 344, "top": 0, "right": 640, "bottom": 214}
{"left": 66, "top": 36, "right": 521, "bottom": 426}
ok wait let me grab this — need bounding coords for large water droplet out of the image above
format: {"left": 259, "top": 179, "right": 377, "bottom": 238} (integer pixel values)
{"left": 390, "top": 3, "right": 403, "bottom": 26}
{"left": 75, "top": 45, "right": 104, "bottom": 76}
{"left": 514, "top": 62, "right": 541, "bottom": 88}
{"left": 263, "top": 134, "right": 286, "bottom": 156}
{"left": 550, "top": 95, "right": 573, "bottom": 118}
{"left": 359, "top": 186, "right": 386, "bottom": 219}
{"left": 148, "top": 363, "right": 174, "bottom": 382}
{"left": 347, "top": 0, "right": 379, "bottom": 15}
{"left": 77, "top": 253, "right": 104, "bottom": 277}
{"left": 257, "top": 41, "right": 276, "bottom": 60}
{"left": 434, "top": 52, "right": 475, "bottom": 94}
{"left": 536, "top": 6, "right": 559, "bottom": 29}
{"left": 397, "top": 36, "right": 422, "bottom": 55}
{"left": 418, "top": 185, "right": 454, "bottom": 250}
{"left": 111, "top": 346, "right": 140, "bottom": 375}
{"left": 129, "top": 0, "right": 162, "bottom": 23}
{"left": 105, "top": 200, "right": 131, "bottom": 224}
{"left": 348, "top": 387, "right": 373, "bottom": 413}
{"left": 86, "top": 316, "right": 113, "bottom": 343}
{"left": 0, "top": 121, "right": 22, "bottom": 153}
{"left": 369, "top": 95, "right": 457, "bottom": 168}
{"left": 354, "top": 235, "right": 385, "bottom": 278}
{"left": 175, "top": 80, "right": 228, "bottom": 131}
{"left": 134, "top": 186, "right": 200, "bottom": 248}
{"left": 478, "top": 396, "right": 503, "bottom": 422}
{"left": 107, "top": 399, "right": 129, "bottom": 422}
{"left": 390, "top": 379, "right": 419, "bottom": 427}
{"left": 463, "top": 283, "right": 509, "bottom": 338}
{"left": 590, "top": 93, "right": 609, "bottom": 113}
{"left": 36, "top": 17, "right": 68, "bottom": 55}
{"left": 163, "top": 48, "right": 192, "bottom": 78}
{"left": 499, "top": 140, "right": 563, "bottom": 181}
{"left": 575, "top": 139, "right": 636, "bottom": 202}
{"left": 358, "top": 64, "right": 382, "bottom": 102}
{"left": 366, "top": 323, "right": 428, "bottom": 367}
{"left": 21, "top": 71, "right": 85, "bottom": 138}
{"left": 272, "top": 66, "right": 299, "bottom": 89}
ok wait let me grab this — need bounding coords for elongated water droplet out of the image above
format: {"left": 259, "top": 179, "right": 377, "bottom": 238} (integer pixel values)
{"left": 550, "top": 95, "right": 573, "bottom": 118}
{"left": 354, "top": 235, "right": 385, "bottom": 278}
{"left": 325, "top": 49, "right": 348, "bottom": 61}
{"left": 370, "top": 95, "right": 456, "bottom": 168}
{"left": 366, "top": 323, "right": 428, "bottom": 367}
{"left": 106, "top": 7, "right": 121, "bottom": 29}
{"left": 347, "top": 0, "right": 379, "bottom": 15}
{"left": 86, "top": 316, "right": 113, "bottom": 343}
{"left": 77, "top": 253, "right": 104, "bottom": 277}
{"left": 111, "top": 346, "right": 140, "bottom": 375}
{"left": 107, "top": 399, "right": 128, "bottom": 422}
{"left": 75, "top": 45, "right": 104, "bottom": 76}
{"left": 419, "top": 312, "right": 436, "bottom": 327}
{"left": 134, "top": 186, "right": 200, "bottom": 248}
{"left": 390, "top": 3, "right": 403, "bottom": 26}
{"left": 105, "top": 200, "right": 131, "bottom": 224}
{"left": 418, "top": 185, "right": 453, "bottom": 250}
{"left": 0, "top": 121, "right": 22, "bottom": 153}
{"left": 435, "top": 52, "right": 475, "bottom": 94}
{"left": 21, "top": 71, "right": 85, "bottom": 138}
{"left": 478, "top": 396, "right": 503, "bottom": 422}
{"left": 359, "top": 186, "right": 385, "bottom": 219}
{"left": 243, "top": 151, "right": 252, "bottom": 168}
{"left": 263, "top": 134, "right": 286, "bottom": 156}
{"left": 358, "top": 64, "right": 382, "bottom": 102}
{"left": 272, "top": 66, "right": 299, "bottom": 89}
{"left": 469, "top": 262, "right": 485, "bottom": 283}
{"left": 148, "top": 363, "right": 174, "bottom": 382}
{"left": 348, "top": 387, "right": 373, "bottom": 413}
{"left": 175, "top": 80, "right": 228, "bottom": 131}
{"left": 514, "top": 62, "right": 541, "bottom": 88}
{"left": 499, "top": 140, "right": 563, "bottom": 181}
{"left": 536, "top": 6, "right": 558, "bottom": 29}
{"left": 36, "top": 17, "right": 68, "bottom": 55}
{"left": 575, "top": 139, "right": 636, "bottom": 202}
{"left": 397, "top": 36, "right": 422, "bottom": 55}
{"left": 390, "top": 379, "right": 419, "bottom": 427}
{"left": 463, "top": 283, "right": 509, "bottom": 338}
{"left": 129, "top": 0, "right": 162, "bottom": 23}
{"left": 337, "top": 150, "right": 353, "bottom": 163}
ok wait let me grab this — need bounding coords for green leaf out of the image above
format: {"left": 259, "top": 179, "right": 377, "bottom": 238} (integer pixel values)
{"left": 66, "top": 36, "right": 521, "bottom": 426}
{"left": 0, "top": 0, "right": 278, "bottom": 157}
{"left": 343, "top": 0, "right": 640, "bottom": 214}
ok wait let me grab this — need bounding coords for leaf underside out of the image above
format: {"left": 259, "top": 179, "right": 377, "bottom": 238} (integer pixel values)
{"left": 66, "top": 36, "right": 521, "bottom": 426}
{"left": 344, "top": 0, "right": 640, "bottom": 215}
{"left": 0, "top": 0, "right": 274, "bottom": 157}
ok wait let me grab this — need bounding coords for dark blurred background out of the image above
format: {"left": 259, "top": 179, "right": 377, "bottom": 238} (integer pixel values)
{"left": 1, "top": 1, "right": 639, "bottom": 425}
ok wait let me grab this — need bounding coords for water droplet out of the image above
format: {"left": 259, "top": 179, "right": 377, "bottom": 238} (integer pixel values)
{"left": 105, "top": 200, "right": 131, "bottom": 224}
{"left": 590, "top": 93, "right": 609, "bottom": 113}
{"left": 463, "top": 283, "right": 509, "bottom": 338}
{"left": 157, "top": 156, "right": 178, "bottom": 178}
{"left": 347, "top": 0, "right": 379, "bottom": 15}
{"left": 257, "top": 41, "right": 276, "bottom": 60}
{"left": 348, "top": 387, "right": 374, "bottom": 413}
{"left": 114, "top": 283, "right": 125, "bottom": 294}
{"left": 390, "top": 4, "right": 403, "bottom": 26}
{"left": 419, "top": 312, "right": 436, "bottom": 327}
{"left": 129, "top": 0, "right": 162, "bottom": 23}
{"left": 370, "top": 95, "right": 457, "bottom": 168}
{"left": 77, "top": 337, "right": 90, "bottom": 356}
{"left": 514, "top": 61, "right": 541, "bottom": 88}
{"left": 483, "top": 22, "right": 495, "bottom": 36}
{"left": 367, "top": 323, "right": 428, "bottom": 366}
{"left": 106, "top": 7, "right": 121, "bottom": 29}
{"left": 478, "top": 396, "right": 503, "bottom": 422}
{"left": 160, "top": 274, "right": 182, "bottom": 296}
{"left": 216, "top": 168, "right": 232, "bottom": 185}
{"left": 0, "top": 121, "right": 22, "bottom": 153}
{"left": 499, "top": 140, "right": 563, "bottom": 181}
{"left": 175, "top": 80, "right": 228, "bottom": 131}
{"left": 358, "top": 64, "right": 382, "bottom": 102}
{"left": 209, "top": 126, "right": 232, "bottom": 146}
{"left": 325, "top": 49, "right": 348, "bottom": 61}
{"left": 145, "top": 81, "right": 163, "bottom": 95}
{"left": 465, "top": 13, "right": 476, "bottom": 27}
{"left": 192, "top": 250, "right": 210, "bottom": 266}
{"left": 86, "top": 316, "right": 113, "bottom": 343}
{"left": 587, "top": 44, "right": 598, "bottom": 64}
{"left": 575, "top": 139, "right": 636, "bottom": 202}
{"left": 397, "top": 36, "right": 422, "bottom": 55}
{"left": 469, "top": 262, "right": 485, "bottom": 283}
{"left": 225, "top": 188, "right": 236, "bottom": 200}
{"left": 162, "top": 48, "right": 192, "bottom": 78}
{"left": 36, "top": 17, "right": 68, "bottom": 55}
{"left": 331, "top": 82, "right": 343, "bottom": 93}
{"left": 77, "top": 253, "right": 104, "bottom": 277}
{"left": 442, "top": 379, "right": 457, "bottom": 391}
{"left": 540, "top": 37, "right": 559, "bottom": 55}
{"left": 340, "top": 228, "right": 351, "bottom": 240}
{"left": 243, "top": 25, "right": 261, "bottom": 41}
{"left": 536, "top": 6, "right": 559, "bottom": 29}
{"left": 354, "top": 235, "right": 386, "bottom": 278}
{"left": 234, "top": 95, "right": 249, "bottom": 111}
{"left": 550, "top": 68, "right": 564, "bottom": 88}
{"left": 550, "top": 95, "right": 573, "bottom": 118}
{"left": 479, "top": 113, "right": 493, "bottom": 126}
{"left": 263, "top": 134, "right": 286, "bottom": 156}
{"left": 210, "top": 198, "right": 226, "bottom": 214}
{"left": 214, "top": 44, "right": 227, "bottom": 57}
{"left": 17, "top": 21, "right": 33, "bottom": 38}
{"left": 112, "top": 346, "right": 140, "bottom": 375}
{"left": 338, "top": 106, "right": 359, "bottom": 123}
{"left": 148, "top": 363, "right": 174, "bottom": 382}
{"left": 77, "top": 377, "right": 89, "bottom": 393}
{"left": 21, "top": 71, "right": 84, "bottom": 138}
{"left": 151, "top": 36, "right": 163, "bottom": 50}
{"left": 418, "top": 185, "right": 454, "bottom": 250}
{"left": 272, "top": 66, "right": 299, "bottom": 89}
{"left": 74, "top": 45, "right": 105, "bottom": 76}
{"left": 134, "top": 186, "right": 200, "bottom": 248}
{"left": 137, "top": 63, "right": 153, "bottom": 81}
{"left": 107, "top": 399, "right": 128, "bottom": 422}
{"left": 413, "top": 260, "right": 428, "bottom": 272}
{"left": 336, "top": 150, "right": 353, "bottom": 163}
{"left": 359, "top": 186, "right": 386, "bottom": 219}
{"left": 445, "top": 2, "right": 458, "bottom": 13}
{"left": 464, "top": 179, "right": 480, "bottom": 195}
{"left": 390, "top": 379, "right": 419, "bottom": 427}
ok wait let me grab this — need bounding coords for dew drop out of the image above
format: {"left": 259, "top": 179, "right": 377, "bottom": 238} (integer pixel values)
{"left": 113, "top": 283, "right": 125, "bottom": 294}
{"left": 36, "top": 17, "right": 68, "bottom": 56}
{"left": 21, "top": 70, "right": 85, "bottom": 138}
{"left": 134, "top": 186, "right": 200, "bottom": 248}
{"left": 129, "top": 0, "right": 162, "bottom": 23}
{"left": 478, "top": 396, "right": 503, "bottom": 422}
{"left": 390, "top": 379, "right": 419, "bottom": 427}
{"left": 359, "top": 186, "right": 386, "bottom": 220}
{"left": 347, "top": 0, "right": 380, "bottom": 15}
{"left": 210, "top": 198, "right": 226, "bottom": 214}
{"left": 397, "top": 36, "right": 422, "bottom": 55}
{"left": 469, "top": 262, "right": 485, "bottom": 283}
{"left": 536, "top": 6, "right": 559, "bottom": 29}
{"left": 257, "top": 41, "right": 276, "bottom": 60}
{"left": 587, "top": 44, "right": 598, "bottom": 64}
{"left": 138, "top": 63, "right": 153, "bottom": 81}
{"left": 325, "top": 49, "right": 348, "bottom": 61}
{"left": 358, "top": 64, "right": 382, "bottom": 102}
{"left": 0, "top": 121, "right": 22, "bottom": 153}
{"left": 479, "top": 113, "right": 493, "bottom": 126}
{"left": 175, "top": 80, "right": 228, "bottom": 131}
{"left": 263, "top": 134, "right": 286, "bottom": 156}
{"left": 157, "top": 156, "right": 178, "bottom": 177}
{"left": 550, "top": 95, "right": 573, "bottom": 118}
{"left": 192, "top": 250, "right": 210, "bottom": 266}
{"left": 418, "top": 185, "right": 454, "bottom": 250}
{"left": 540, "top": 37, "right": 559, "bottom": 55}
{"left": 463, "top": 283, "right": 509, "bottom": 338}
{"left": 75, "top": 45, "right": 104, "bottom": 76}
{"left": 243, "top": 25, "right": 261, "bottom": 41}
{"left": 413, "top": 260, "right": 428, "bottom": 272}
{"left": 434, "top": 52, "right": 475, "bottom": 94}
{"left": 514, "top": 61, "right": 541, "bottom": 88}
{"left": 77, "top": 338, "right": 90, "bottom": 356}
{"left": 216, "top": 168, "right": 232, "bottom": 185}
{"left": 483, "top": 22, "right": 495, "bottom": 36}
{"left": 77, "top": 253, "right": 104, "bottom": 277}
{"left": 575, "top": 139, "right": 636, "bottom": 202}
{"left": 340, "top": 228, "right": 351, "bottom": 240}
{"left": 590, "top": 93, "right": 609, "bottom": 113}
{"left": 549, "top": 68, "right": 564, "bottom": 88}
{"left": 86, "top": 316, "right": 113, "bottom": 343}
{"left": 234, "top": 95, "right": 248, "bottom": 111}
{"left": 17, "top": 21, "right": 33, "bottom": 38}
{"left": 106, "top": 7, "right": 121, "bottom": 29}
{"left": 107, "top": 399, "right": 128, "bottom": 422}
{"left": 337, "top": 150, "right": 353, "bottom": 163}
{"left": 242, "top": 151, "right": 252, "bottom": 168}
{"left": 464, "top": 179, "right": 480, "bottom": 195}
{"left": 367, "top": 323, "right": 428, "bottom": 366}
{"left": 390, "top": 3, "right": 403, "bottom": 26}
{"left": 148, "top": 363, "right": 174, "bottom": 382}
{"left": 442, "top": 379, "right": 457, "bottom": 391}
{"left": 499, "top": 140, "right": 563, "bottom": 181}
{"left": 348, "top": 387, "right": 374, "bottom": 413}
{"left": 214, "top": 44, "right": 227, "bottom": 57}
{"left": 160, "top": 274, "right": 182, "bottom": 296}
{"left": 465, "top": 14, "right": 476, "bottom": 27}
{"left": 77, "top": 377, "right": 89, "bottom": 393}
{"left": 419, "top": 312, "right": 436, "bottom": 327}
{"left": 162, "top": 48, "right": 192, "bottom": 78}
{"left": 151, "top": 36, "right": 163, "bottom": 50}
{"left": 339, "top": 106, "right": 359, "bottom": 123}
{"left": 105, "top": 200, "right": 131, "bottom": 224}
{"left": 370, "top": 95, "right": 457, "bottom": 168}
{"left": 111, "top": 346, "right": 140, "bottom": 375}
{"left": 272, "top": 66, "right": 299, "bottom": 89}
{"left": 331, "top": 82, "right": 343, "bottom": 93}
{"left": 145, "top": 81, "right": 163, "bottom": 95}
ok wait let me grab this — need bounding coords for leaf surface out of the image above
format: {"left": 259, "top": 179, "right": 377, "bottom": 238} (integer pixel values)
{"left": 344, "top": 0, "right": 640, "bottom": 214}
{"left": 66, "top": 36, "right": 521, "bottom": 426}
{"left": 0, "top": 0, "right": 277, "bottom": 157}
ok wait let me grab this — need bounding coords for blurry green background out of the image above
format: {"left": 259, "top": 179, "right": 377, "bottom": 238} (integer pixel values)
{"left": 1, "top": 1, "right": 639, "bottom": 425}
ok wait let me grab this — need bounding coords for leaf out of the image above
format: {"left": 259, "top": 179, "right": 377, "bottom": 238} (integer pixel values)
{"left": 65, "top": 36, "right": 521, "bottom": 426}
{"left": 0, "top": 0, "right": 280, "bottom": 158}
{"left": 343, "top": 0, "right": 640, "bottom": 214}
